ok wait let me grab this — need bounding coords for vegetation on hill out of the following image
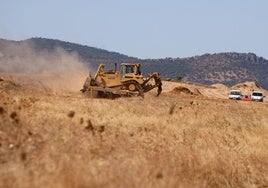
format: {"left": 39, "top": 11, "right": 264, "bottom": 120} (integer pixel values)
{"left": 0, "top": 38, "right": 267, "bottom": 89}
{"left": 140, "top": 53, "right": 268, "bottom": 89}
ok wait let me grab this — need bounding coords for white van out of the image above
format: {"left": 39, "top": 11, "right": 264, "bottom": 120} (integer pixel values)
{"left": 228, "top": 90, "right": 242, "bottom": 100}
{"left": 251, "top": 91, "right": 265, "bottom": 102}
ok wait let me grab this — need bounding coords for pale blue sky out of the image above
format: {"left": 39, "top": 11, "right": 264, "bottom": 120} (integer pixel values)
{"left": 1, "top": 0, "right": 268, "bottom": 59}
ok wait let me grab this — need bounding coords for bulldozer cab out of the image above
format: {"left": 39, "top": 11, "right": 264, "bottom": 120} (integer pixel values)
{"left": 120, "top": 63, "right": 141, "bottom": 80}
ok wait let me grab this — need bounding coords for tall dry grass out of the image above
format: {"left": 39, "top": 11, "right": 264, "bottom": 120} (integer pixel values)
{"left": 0, "top": 89, "right": 267, "bottom": 187}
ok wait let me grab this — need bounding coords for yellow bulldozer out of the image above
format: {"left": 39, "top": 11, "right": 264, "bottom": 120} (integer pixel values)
{"left": 81, "top": 63, "right": 162, "bottom": 98}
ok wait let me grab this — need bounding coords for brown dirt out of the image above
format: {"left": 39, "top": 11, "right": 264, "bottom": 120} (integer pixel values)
{"left": 168, "top": 86, "right": 201, "bottom": 96}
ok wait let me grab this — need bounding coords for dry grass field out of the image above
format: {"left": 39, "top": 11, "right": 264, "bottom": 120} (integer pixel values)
{"left": 0, "top": 73, "right": 268, "bottom": 188}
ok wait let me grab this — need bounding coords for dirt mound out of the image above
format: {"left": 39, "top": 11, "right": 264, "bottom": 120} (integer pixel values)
{"left": 232, "top": 81, "right": 261, "bottom": 90}
{"left": 230, "top": 81, "right": 266, "bottom": 95}
{"left": 211, "top": 83, "right": 228, "bottom": 90}
{"left": 170, "top": 86, "right": 200, "bottom": 96}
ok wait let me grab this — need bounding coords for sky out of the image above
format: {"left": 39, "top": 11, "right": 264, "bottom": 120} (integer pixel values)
{"left": 1, "top": 0, "right": 268, "bottom": 59}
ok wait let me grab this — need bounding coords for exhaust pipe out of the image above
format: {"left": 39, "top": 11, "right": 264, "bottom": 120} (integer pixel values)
{"left": 114, "top": 63, "right": 117, "bottom": 72}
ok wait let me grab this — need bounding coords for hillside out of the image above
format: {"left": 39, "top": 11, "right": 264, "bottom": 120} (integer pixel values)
{"left": 0, "top": 38, "right": 267, "bottom": 89}
{"left": 140, "top": 53, "right": 268, "bottom": 89}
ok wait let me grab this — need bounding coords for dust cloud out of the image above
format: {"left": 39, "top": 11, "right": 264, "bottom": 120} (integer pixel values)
{"left": 0, "top": 42, "right": 91, "bottom": 94}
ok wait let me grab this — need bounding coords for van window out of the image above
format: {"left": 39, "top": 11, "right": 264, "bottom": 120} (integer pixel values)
{"left": 252, "top": 92, "right": 262, "bottom": 96}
